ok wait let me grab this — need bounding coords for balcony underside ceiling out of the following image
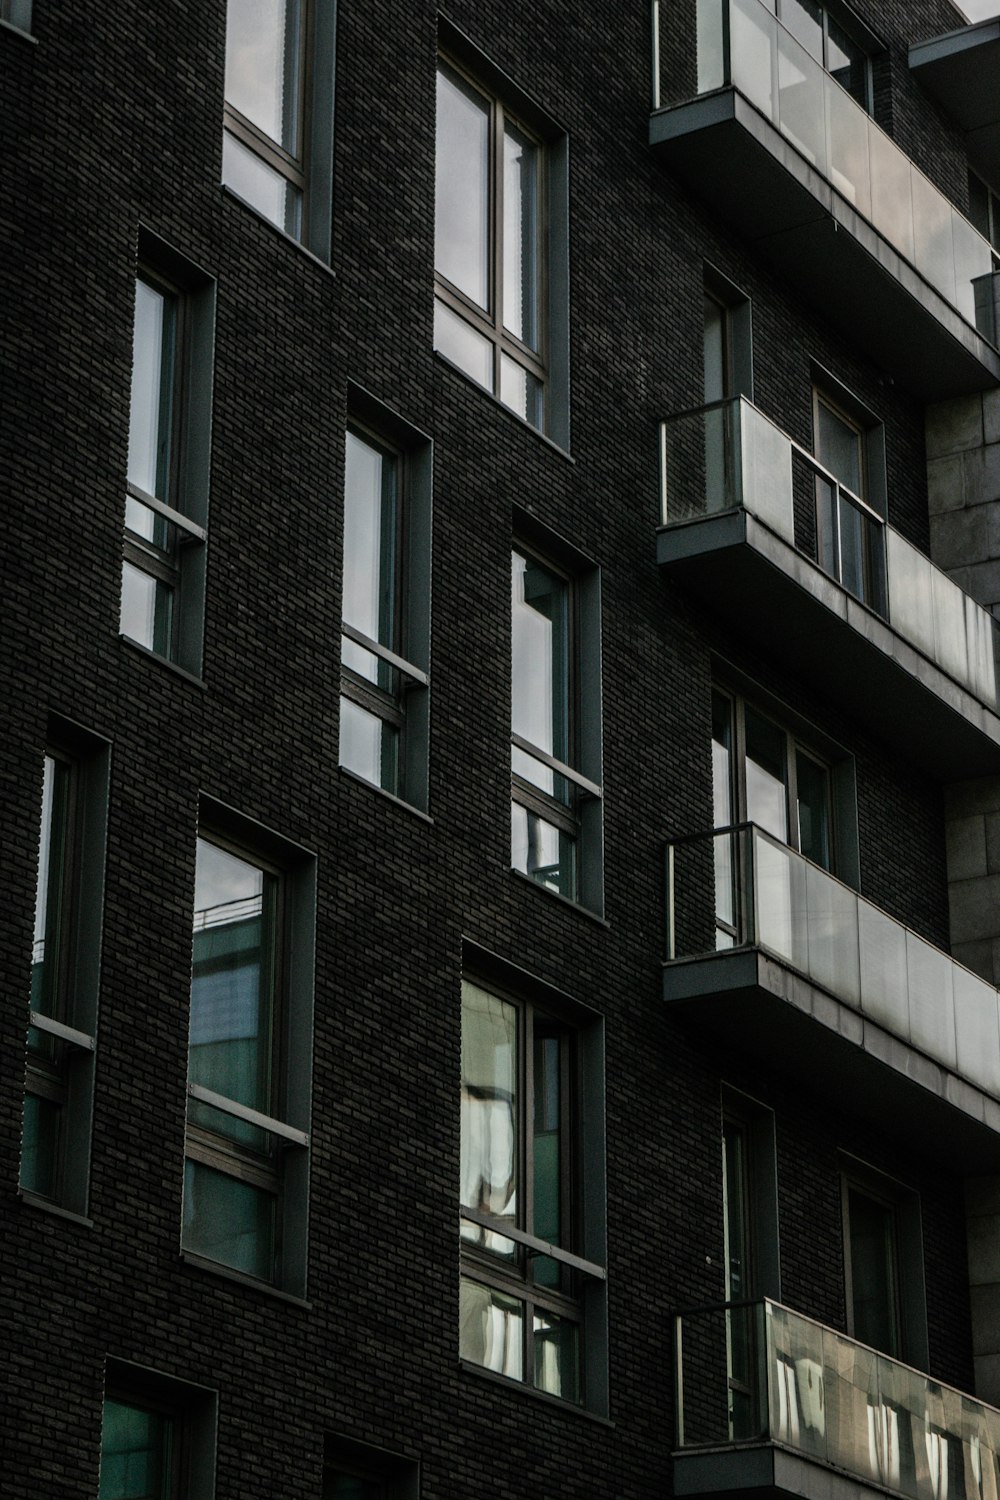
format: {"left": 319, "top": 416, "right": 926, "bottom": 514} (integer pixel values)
{"left": 909, "top": 21, "right": 1000, "bottom": 186}
{"left": 663, "top": 947, "right": 1000, "bottom": 1172}
{"left": 649, "top": 91, "right": 1000, "bottom": 400}
{"left": 657, "top": 509, "right": 1000, "bottom": 779}
{"left": 673, "top": 1443, "right": 916, "bottom": 1500}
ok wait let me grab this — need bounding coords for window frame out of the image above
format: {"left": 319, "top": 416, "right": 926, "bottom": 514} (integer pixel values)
{"left": 458, "top": 956, "right": 608, "bottom": 1414}
{"left": 338, "top": 391, "right": 432, "bottom": 812}
{"left": 20, "top": 719, "right": 110, "bottom": 1219}
{"left": 510, "top": 521, "right": 603, "bottom": 914}
{"left": 840, "top": 1156, "right": 928, "bottom": 1369}
{"left": 121, "top": 232, "right": 215, "bottom": 678}
{"left": 221, "top": 0, "right": 337, "bottom": 258}
{"left": 182, "top": 801, "right": 315, "bottom": 1297}
{"left": 100, "top": 1361, "right": 217, "bottom": 1500}
{"left": 434, "top": 23, "right": 570, "bottom": 447}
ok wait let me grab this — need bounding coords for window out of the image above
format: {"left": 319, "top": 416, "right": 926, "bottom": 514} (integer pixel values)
{"left": 0, "top": 0, "right": 32, "bottom": 32}
{"left": 99, "top": 1364, "right": 217, "bottom": 1500}
{"left": 21, "top": 722, "right": 110, "bottom": 1217}
{"left": 969, "top": 170, "right": 1000, "bottom": 256}
{"left": 703, "top": 268, "right": 753, "bottom": 511}
{"left": 812, "top": 387, "right": 886, "bottom": 611}
{"left": 511, "top": 534, "right": 603, "bottom": 912}
{"left": 182, "top": 807, "right": 314, "bottom": 1295}
{"left": 323, "top": 1436, "right": 418, "bottom": 1500}
{"left": 841, "top": 1159, "right": 927, "bottom": 1367}
{"left": 434, "top": 35, "right": 569, "bottom": 444}
{"left": 721, "top": 1088, "right": 780, "bottom": 1439}
{"left": 459, "top": 971, "right": 607, "bottom": 1411}
{"left": 768, "top": 0, "right": 872, "bottom": 109}
{"left": 339, "top": 394, "right": 431, "bottom": 811}
{"left": 222, "top": 0, "right": 336, "bottom": 256}
{"left": 121, "top": 236, "right": 215, "bottom": 676}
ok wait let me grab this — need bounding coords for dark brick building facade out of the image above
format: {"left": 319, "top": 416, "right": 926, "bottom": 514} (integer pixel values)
{"left": 5, "top": 0, "right": 1000, "bottom": 1495}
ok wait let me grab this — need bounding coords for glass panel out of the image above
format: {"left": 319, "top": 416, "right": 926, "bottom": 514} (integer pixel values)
{"left": 779, "top": 0, "right": 822, "bottom": 63}
{"left": 886, "top": 530, "right": 935, "bottom": 663}
{"left": 435, "top": 66, "right": 490, "bottom": 309}
{"left": 503, "top": 121, "right": 539, "bottom": 348}
{"left": 225, "top": 0, "right": 302, "bottom": 152}
{"left": 777, "top": 26, "right": 827, "bottom": 174}
{"left": 120, "top": 560, "right": 174, "bottom": 657}
{"left": 511, "top": 551, "right": 569, "bottom": 766}
{"left": 826, "top": 14, "right": 868, "bottom": 106}
{"left": 848, "top": 1188, "right": 899, "bottom": 1357}
{"left": 868, "top": 129, "right": 914, "bottom": 264}
{"left": 905, "top": 930, "right": 957, "bottom": 1071}
{"left": 953, "top": 965, "right": 1000, "bottom": 1097}
{"left": 825, "top": 72, "right": 870, "bottom": 216}
{"left": 754, "top": 833, "right": 808, "bottom": 971}
{"left": 703, "top": 294, "right": 729, "bottom": 404}
{"left": 533, "top": 1309, "right": 580, "bottom": 1402}
{"left": 742, "top": 402, "right": 795, "bottom": 540}
{"left": 183, "top": 1157, "right": 276, "bottom": 1280}
{"left": 511, "top": 801, "right": 578, "bottom": 900}
{"left": 932, "top": 563, "right": 970, "bottom": 687}
{"left": 339, "top": 696, "right": 400, "bottom": 795}
{"left": 20, "top": 1091, "right": 60, "bottom": 1198}
{"left": 744, "top": 707, "right": 788, "bottom": 844}
{"left": 189, "top": 840, "right": 276, "bottom": 1123}
{"left": 325, "top": 1475, "right": 382, "bottom": 1500}
{"left": 434, "top": 300, "right": 493, "bottom": 391}
{"left": 730, "top": 0, "right": 776, "bottom": 120}
{"left": 796, "top": 751, "right": 831, "bottom": 869}
{"left": 696, "top": 0, "right": 727, "bottom": 94}
{"left": 500, "top": 353, "right": 544, "bottom": 430}
{"left": 857, "top": 898, "right": 909, "bottom": 1035}
{"left": 459, "top": 1278, "right": 524, "bottom": 1380}
{"left": 342, "top": 430, "right": 397, "bottom": 650}
{"left": 533, "top": 1030, "right": 562, "bottom": 1250}
{"left": 99, "top": 1399, "right": 172, "bottom": 1500}
{"left": 911, "top": 166, "right": 957, "bottom": 308}
{"left": 804, "top": 859, "right": 859, "bottom": 1004}
{"left": 815, "top": 399, "right": 862, "bottom": 496}
{"left": 460, "top": 982, "right": 518, "bottom": 1246}
{"left": 128, "top": 278, "right": 175, "bottom": 502}
{"left": 31, "top": 755, "right": 71, "bottom": 1017}
{"left": 222, "top": 130, "right": 302, "bottom": 238}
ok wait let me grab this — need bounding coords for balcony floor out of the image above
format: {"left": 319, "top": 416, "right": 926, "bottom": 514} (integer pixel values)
{"left": 657, "top": 508, "right": 1000, "bottom": 779}
{"left": 650, "top": 89, "right": 1000, "bottom": 400}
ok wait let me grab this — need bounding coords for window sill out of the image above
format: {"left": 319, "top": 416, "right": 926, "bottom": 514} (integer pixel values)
{"left": 337, "top": 765, "right": 434, "bottom": 824}
{"left": 0, "top": 18, "right": 37, "bottom": 41}
{"left": 458, "top": 1360, "right": 613, "bottom": 1425}
{"left": 510, "top": 867, "right": 610, "bottom": 926}
{"left": 433, "top": 351, "right": 574, "bottom": 464}
{"left": 119, "top": 633, "right": 207, "bottom": 689}
{"left": 221, "top": 186, "right": 336, "bottom": 279}
{"left": 17, "top": 1190, "right": 93, "bottom": 1227}
{"left": 180, "top": 1250, "right": 311, "bottom": 1308}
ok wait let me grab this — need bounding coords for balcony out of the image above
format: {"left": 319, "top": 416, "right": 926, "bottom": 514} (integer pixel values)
{"left": 665, "top": 824, "right": 1000, "bottom": 1163}
{"left": 673, "top": 1297, "right": 1000, "bottom": 1499}
{"left": 910, "top": 19, "right": 1000, "bottom": 191}
{"left": 649, "top": 0, "right": 1000, "bottom": 398}
{"left": 658, "top": 398, "right": 1000, "bottom": 778}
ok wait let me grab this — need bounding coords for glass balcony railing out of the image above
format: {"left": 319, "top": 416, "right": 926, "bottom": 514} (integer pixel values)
{"left": 666, "top": 824, "right": 1000, "bottom": 1098}
{"left": 675, "top": 1298, "right": 1000, "bottom": 1498}
{"left": 659, "top": 398, "right": 1000, "bottom": 710}
{"left": 653, "top": 0, "right": 998, "bottom": 335}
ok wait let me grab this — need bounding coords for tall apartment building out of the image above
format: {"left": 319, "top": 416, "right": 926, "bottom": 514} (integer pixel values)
{"left": 6, "top": 0, "right": 1000, "bottom": 1494}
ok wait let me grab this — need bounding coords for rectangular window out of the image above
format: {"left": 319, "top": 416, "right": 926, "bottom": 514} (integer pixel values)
{"left": 182, "top": 807, "right": 314, "bottom": 1295}
{"left": 434, "top": 34, "right": 569, "bottom": 444}
{"left": 812, "top": 387, "right": 886, "bottom": 611}
{"left": 459, "top": 972, "right": 607, "bottom": 1412}
{"left": 121, "top": 236, "right": 215, "bottom": 676}
{"left": 323, "top": 1436, "right": 418, "bottom": 1499}
{"left": 21, "top": 722, "right": 110, "bottom": 1217}
{"left": 100, "top": 1364, "right": 217, "bottom": 1500}
{"left": 222, "top": 0, "right": 336, "bottom": 257}
{"left": 511, "top": 536, "right": 602, "bottom": 912}
{"left": 970, "top": 170, "right": 1000, "bottom": 254}
{"left": 841, "top": 1159, "right": 927, "bottom": 1368}
{"left": 772, "top": 0, "right": 873, "bottom": 110}
{"left": 339, "top": 396, "right": 431, "bottom": 811}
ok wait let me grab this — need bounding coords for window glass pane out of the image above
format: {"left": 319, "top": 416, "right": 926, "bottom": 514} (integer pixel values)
{"left": 500, "top": 354, "right": 544, "bottom": 430}
{"left": 744, "top": 707, "right": 788, "bottom": 843}
{"left": 120, "top": 561, "right": 174, "bottom": 657}
{"left": 703, "top": 294, "right": 729, "bottom": 404}
{"left": 816, "top": 398, "right": 863, "bottom": 497}
{"left": 533, "top": 1031, "right": 563, "bottom": 1248}
{"left": 723, "top": 1120, "right": 750, "bottom": 1301}
{"left": 21, "top": 1091, "right": 60, "bottom": 1197}
{"left": 190, "top": 840, "right": 276, "bottom": 1117}
{"left": 779, "top": 0, "right": 823, "bottom": 62}
{"left": 99, "top": 1400, "right": 171, "bottom": 1500}
{"left": 339, "top": 696, "right": 400, "bottom": 795}
{"left": 124, "top": 496, "right": 176, "bottom": 552}
{"left": 796, "top": 751, "right": 832, "bottom": 869}
{"left": 325, "top": 1476, "right": 383, "bottom": 1500}
{"left": 225, "top": 0, "right": 301, "bottom": 153}
{"left": 461, "top": 982, "right": 518, "bottom": 1238}
{"left": 183, "top": 1157, "right": 276, "bottom": 1280}
{"left": 533, "top": 1309, "right": 580, "bottom": 1402}
{"left": 459, "top": 1277, "right": 524, "bottom": 1380}
{"left": 128, "top": 279, "right": 175, "bottom": 502}
{"left": 511, "top": 551, "right": 569, "bottom": 763}
{"left": 969, "top": 172, "right": 991, "bottom": 242}
{"left": 511, "top": 802, "right": 577, "bottom": 899}
{"left": 503, "top": 121, "right": 539, "bottom": 349}
{"left": 435, "top": 67, "right": 491, "bottom": 309}
{"left": 31, "top": 755, "right": 70, "bottom": 1016}
{"left": 434, "top": 300, "right": 494, "bottom": 391}
{"left": 342, "top": 432, "right": 397, "bottom": 649}
{"left": 848, "top": 1187, "right": 899, "bottom": 1356}
{"left": 711, "top": 691, "right": 734, "bottom": 829}
{"left": 826, "top": 14, "right": 867, "bottom": 105}
{"left": 223, "top": 130, "right": 302, "bottom": 238}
